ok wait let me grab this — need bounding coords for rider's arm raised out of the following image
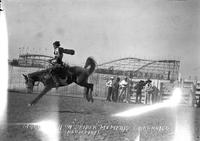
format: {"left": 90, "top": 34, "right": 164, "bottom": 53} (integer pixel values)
{"left": 63, "top": 48, "right": 75, "bottom": 55}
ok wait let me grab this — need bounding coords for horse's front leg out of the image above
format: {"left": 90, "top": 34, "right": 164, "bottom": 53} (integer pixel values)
{"left": 28, "top": 86, "right": 51, "bottom": 106}
{"left": 88, "top": 83, "right": 94, "bottom": 102}
{"left": 76, "top": 81, "right": 94, "bottom": 102}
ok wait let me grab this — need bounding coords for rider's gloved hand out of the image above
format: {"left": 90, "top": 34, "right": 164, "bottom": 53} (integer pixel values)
{"left": 69, "top": 50, "right": 75, "bottom": 55}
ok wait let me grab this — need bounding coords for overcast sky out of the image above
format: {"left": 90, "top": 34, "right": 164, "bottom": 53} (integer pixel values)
{"left": 4, "top": 0, "right": 200, "bottom": 78}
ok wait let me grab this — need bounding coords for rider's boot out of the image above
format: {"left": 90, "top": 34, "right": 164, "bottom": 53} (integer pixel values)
{"left": 67, "top": 72, "right": 72, "bottom": 81}
{"left": 67, "top": 69, "right": 73, "bottom": 81}
{"left": 52, "top": 75, "right": 60, "bottom": 89}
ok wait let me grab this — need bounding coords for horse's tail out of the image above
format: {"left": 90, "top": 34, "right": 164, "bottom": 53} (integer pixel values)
{"left": 84, "top": 57, "right": 96, "bottom": 75}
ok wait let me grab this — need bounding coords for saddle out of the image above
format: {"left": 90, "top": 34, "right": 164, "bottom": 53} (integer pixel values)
{"left": 50, "top": 63, "right": 72, "bottom": 80}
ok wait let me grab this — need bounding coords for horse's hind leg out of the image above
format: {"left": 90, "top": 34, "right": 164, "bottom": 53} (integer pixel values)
{"left": 28, "top": 86, "right": 51, "bottom": 106}
{"left": 84, "top": 88, "right": 90, "bottom": 102}
{"left": 85, "top": 83, "right": 94, "bottom": 102}
{"left": 88, "top": 83, "right": 94, "bottom": 102}
{"left": 77, "top": 81, "right": 94, "bottom": 102}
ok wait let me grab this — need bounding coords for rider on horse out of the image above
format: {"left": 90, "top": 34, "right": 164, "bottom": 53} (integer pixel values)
{"left": 49, "top": 41, "right": 75, "bottom": 87}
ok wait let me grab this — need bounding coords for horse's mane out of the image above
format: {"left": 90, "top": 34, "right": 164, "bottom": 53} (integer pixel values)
{"left": 28, "top": 68, "right": 51, "bottom": 80}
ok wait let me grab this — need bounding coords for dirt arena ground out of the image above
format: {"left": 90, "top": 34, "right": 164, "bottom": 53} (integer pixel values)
{"left": 1, "top": 92, "right": 200, "bottom": 141}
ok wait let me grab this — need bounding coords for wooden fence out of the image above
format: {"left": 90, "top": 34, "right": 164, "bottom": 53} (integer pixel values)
{"left": 8, "top": 65, "right": 195, "bottom": 106}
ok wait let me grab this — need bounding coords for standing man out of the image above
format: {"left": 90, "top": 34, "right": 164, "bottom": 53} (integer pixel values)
{"left": 112, "top": 77, "right": 120, "bottom": 102}
{"left": 134, "top": 80, "right": 145, "bottom": 104}
{"left": 50, "top": 41, "right": 75, "bottom": 87}
{"left": 119, "top": 77, "right": 129, "bottom": 103}
{"left": 145, "top": 79, "right": 153, "bottom": 104}
{"left": 106, "top": 76, "right": 114, "bottom": 102}
{"left": 151, "top": 83, "right": 159, "bottom": 104}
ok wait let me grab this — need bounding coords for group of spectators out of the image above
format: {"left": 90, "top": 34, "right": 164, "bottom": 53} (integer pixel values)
{"left": 106, "top": 76, "right": 121, "bottom": 102}
{"left": 105, "top": 76, "right": 160, "bottom": 104}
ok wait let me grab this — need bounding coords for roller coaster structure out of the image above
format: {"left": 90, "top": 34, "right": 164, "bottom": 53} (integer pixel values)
{"left": 96, "top": 57, "right": 180, "bottom": 81}
{"left": 9, "top": 53, "right": 53, "bottom": 68}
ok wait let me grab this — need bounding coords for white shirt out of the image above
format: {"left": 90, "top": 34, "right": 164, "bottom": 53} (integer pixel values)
{"left": 54, "top": 47, "right": 63, "bottom": 59}
{"left": 106, "top": 80, "right": 113, "bottom": 87}
{"left": 120, "top": 80, "right": 128, "bottom": 88}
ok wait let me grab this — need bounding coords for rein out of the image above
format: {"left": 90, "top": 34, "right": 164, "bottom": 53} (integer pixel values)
{"left": 28, "top": 75, "right": 40, "bottom": 86}
{"left": 34, "top": 82, "right": 40, "bottom": 86}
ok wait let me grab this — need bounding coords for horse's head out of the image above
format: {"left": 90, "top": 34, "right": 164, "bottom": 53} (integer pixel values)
{"left": 23, "top": 74, "right": 34, "bottom": 93}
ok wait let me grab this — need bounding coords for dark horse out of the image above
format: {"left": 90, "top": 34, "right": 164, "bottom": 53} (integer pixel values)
{"left": 23, "top": 57, "right": 96, "bottom": 106}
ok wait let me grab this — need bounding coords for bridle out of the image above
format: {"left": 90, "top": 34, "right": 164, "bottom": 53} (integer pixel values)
{"left": 26, "top": 77, "right": 35, "bottom": 89}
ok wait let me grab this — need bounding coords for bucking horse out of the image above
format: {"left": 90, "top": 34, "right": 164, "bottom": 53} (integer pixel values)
{"left": 23, "top": 57, "right": 96, "bottom": 106}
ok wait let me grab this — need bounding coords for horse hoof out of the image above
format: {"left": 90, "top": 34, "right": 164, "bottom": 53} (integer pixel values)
{"left": 28, "top": 103, "right": 34, "bottom": 107}
{"left": 28, "top": 103, "right": 32, "bottom": 107}
{"left": 86, "top": 97, "right": 90, "bottom": 102}
{"left": 91, "top": 99, "right": 94, "bottom": 103}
